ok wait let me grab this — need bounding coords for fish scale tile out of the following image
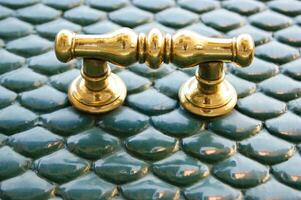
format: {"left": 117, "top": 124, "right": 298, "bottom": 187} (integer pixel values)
{"left": 182, "top": 130, "right": 236, "bottom": 163}
{"left": 238, "top": 130, "right": 295, "bottom": 165}
{"left": 152, "top": 151, "right": 209, "bottom": 186}
{"left": 0, "top": 171, "right": 55, "bottom": 200}
{"left": 0, "top": 49, "right": 25, "bottom": 74}
{"left": 0, "top": 86, "right": 17, "bottom": 109}
{"left": 8, "top": 127, "right": 64, "bottom": 158}
{"left": 184, "top": 176, "right": 242, "bottom": 200}
{"left": 156, "top": 7, "right": 198, "bottom": 28}
{"left": 64, "top": 5, "right": 106, "bottom": 26}
{"left": 6, "top": 35, "right": 52, "bottom": 57}
{"left": 125, "top": 126, "right": 178, "bottom": 161}
{"left": 94, "top": 151, "right": 149, "bottom": 184}
{"left": 67, "top": 127, "right": 120, "bottom": 160}
{"left": 0, "top": 68, "right": 47, "bottom": 92}
{"left": 34, "top": 149, "right": 90, "bottom": 183}
{"left": 16, "top": 3, "right": 61, "bottom": 24}
{"left": 230, "top": 57, "right": 279, "bottom": 82}
{"left": 0, "top": 0, "right": 301, "bottom": 199}
{"left": 20, "top": 85, "right": 68, "bottom": 112}
{"left": 178, "top": 0, "right": 219, "bottom": 14}
{"left": 109, "top": 7, "right": 153, "bottom": 28}
{"left": 58, "top": 173, "right": 118, "bottom": 200}
{"left": 0, "top": 146, "right": 31, "bottom": 180}
{"left": 201, "top": 9, "right": 245, "bottom": 32}
{"left": 41, "top": 107, "right": 95, "bottom": 136}
{"left": 133, "top": 0, "right": 174, "bottom": 13}
{"left": 0, "top": 17, "right": 33, "bottom": 39}
{"left": 212, "top": 154, "right": 270, "bottom": 188}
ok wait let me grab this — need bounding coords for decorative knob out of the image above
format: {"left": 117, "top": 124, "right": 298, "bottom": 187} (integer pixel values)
{"left": 171, "top": 30, "right": 254, "bottom": 117}
{"left": 55, "top": 28, "right": 254, "bottom": 116}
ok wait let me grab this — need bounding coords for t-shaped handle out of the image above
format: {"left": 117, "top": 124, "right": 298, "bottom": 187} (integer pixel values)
{"left": 55, "top": 28, "right": 254, "bottom": 115}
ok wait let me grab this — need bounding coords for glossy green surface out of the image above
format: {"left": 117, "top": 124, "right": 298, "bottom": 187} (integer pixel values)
{"left": 0, "top": 0, "right": 301, "bottom": 199}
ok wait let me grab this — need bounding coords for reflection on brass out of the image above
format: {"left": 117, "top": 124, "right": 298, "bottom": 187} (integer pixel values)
{"left": 55, "top": 28, "right": 254, "bottom": 115}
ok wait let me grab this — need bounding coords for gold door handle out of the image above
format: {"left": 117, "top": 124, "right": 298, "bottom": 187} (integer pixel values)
{"left": 55, "top": 28, "right": 254, "bottom": 116}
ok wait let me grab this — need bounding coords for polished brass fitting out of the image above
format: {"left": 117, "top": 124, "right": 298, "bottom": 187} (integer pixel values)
{"left": 55, "top": 28, "right": 254, "bottom": 116}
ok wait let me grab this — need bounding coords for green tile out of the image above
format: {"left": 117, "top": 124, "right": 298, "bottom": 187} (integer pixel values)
{"left": 94, "top": 151, "right": 148, "bottom": 184}
{"left": 34, "top": 149, "right": 90, "bottom": 183}
{"left": 125, "top": 127, "right": 178, "bottom": 161}
{"left": 182, "top": 130, "right": 236, "bottom": 163}
{"left": 152, "top": 151, "right": 209, "bottom": 186}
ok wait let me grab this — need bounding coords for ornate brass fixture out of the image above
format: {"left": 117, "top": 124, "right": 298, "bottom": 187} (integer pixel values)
{"left": 55, "top": 28, "right": 254, "bottom": 116}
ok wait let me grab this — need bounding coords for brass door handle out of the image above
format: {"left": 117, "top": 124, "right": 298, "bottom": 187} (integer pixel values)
{"left": 55, "top": 28, "right": 254, "bottom": 116}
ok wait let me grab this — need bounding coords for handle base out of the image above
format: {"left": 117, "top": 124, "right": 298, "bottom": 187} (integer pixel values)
{"left": 68, "top": 74, "right": 126, "bottom": 113}
{"left": 179, "top": 77, "right": 237, "bottom": 117}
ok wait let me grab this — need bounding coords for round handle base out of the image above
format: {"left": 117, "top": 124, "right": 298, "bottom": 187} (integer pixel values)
{"left": 68, "top": 73, "right": 126, "bottom": 113}
{"left": 179, "top": 77, "right": 237, "bottom": 117}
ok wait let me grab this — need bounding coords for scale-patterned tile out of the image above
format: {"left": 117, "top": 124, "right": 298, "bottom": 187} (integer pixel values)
{"left": 0, "top": 49, "right": 25, "bottom": 75}
{"left": 230, "top": 57, "right": 278, "bottom": 82}
{"left": 244, "top": 178, "right": 301, "bottom": 199}
{"left": 94, "top": 151, "right": 149, "bottom": 184}
{"left": 36, "top": 18, "right": 81, "bottom": 39}
{"left": 0, "top": 105, "right": 37, "bottom": 135}
{"left": 0, "top": 86, "right": 16, "bottom": 109}
{"left": 184, "top": 176, "right": 242, "bottom": 200}
{"left": 127, "top": 88, "right": 177, "bottom": 115}
{"left": 0, "top": 5, "right": 12, "bottom": 19}
{"left": 41, "top": 107, "right": 95, "bottom": 136}
{"left": 0, "top": 0, "right": 300, "bottom": 198}
{"left": 269, "top": 0, "right": 301, "bottom": 16}
{"left": 179, "top": 0, "right": 219, "bottom": 14}
{"left": 43, "top": 0, "right": 82, "bottom": 10}
{"left": 228, "top": 25, "right": 272, "bottom": 46}
{"left": 282, "top": 59, "right": 301, "bottom": 81}
{"left": 272, "top": 155, "right": 301, "bottom": 189}
{"left": 152, "top": 151, "right": 209, "bottom": 186}
{"left": 133, "top": 0, "right": 174, "bottom": 13}
{"left": 0, "top": 17, "right": 33, "bottom": 39}
{"left": 64, "top": 5, "right": 106, "bottom": 26}
{"left": 88, "top": 0, "right": 129, "bottom": 12}
{"left": 67, "top": 127, "right": 120, "bottom": 160}
{"left": 109, "top": 7, "right": 153, "bottom": 28}
{"left": 151, "top": 108, "right": 205, "bottom": 138}
{"left": 29, "top": 51, "right": 76, "bottom": 75}
{"left": 16, "top": 3, "right": 61, "bottom": 24}
{"left": 209, "top": 110, "right": 262, "bottom": 140}
{"left": 0, "top": 171, "right": 55, "bottom": 200}
{"left": 266, "top": 112, "right": 301, "bottom": 142}
{"left": 259, "top": 74, "right": 301, "bottom": 101}
{"left": 237, "top": 92, "right": 287, "bottom": 120}
{"left": 250, "top": 10, "right": 293, "bottom": 31}
{"left": 255, "top": 41, "right": 300, "bottom": 64}
{"left": 125, "top": 126, "right": 178, "bottom": 161}
{"left": 156, "top": 7, "right": 198, "bottom": 28}
{"left": 0, "top": 68, "right": 47, "bottom": 92}
{"left": 34, "top": 149, "right": 90, "bottom": 183}
{"left": 0, "top": 146, "right": 31, "bottom": 180}
{"left": 182, "top": 130, "right": 236, "bottom": 163}
{"left": 275, "top": 26, "right": 301, "bottom": 47}
{"left": 201, "top": 9, "right": 245, "bottom": 32}
{"left": 8, "top": 127, "right": 64, "bottom": 158}
{"left": 223, "top": 0, "right": 265, "bottom": 16}
{"left": 98, "top": 106, "right": 149, "bottom": 137}
{"left": 19, "top": 85, "right": 68, "bottom": 112}
{"left": 238, "top": 130, "right": 295, "bottom": 165}
{"left": 121, "top": 174, "right": 180, "bottom": 200}
{"left": 83, "top": 21, "right": 121, "bottom": 34}
{"left": 58, "top": 173, "right": 118, "bottom": 200}
{"left": 212, "top": 154, "right": 270, "bottom": 188}
{"left": 6, "top": 35, "right": 52, "bottom": 57}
